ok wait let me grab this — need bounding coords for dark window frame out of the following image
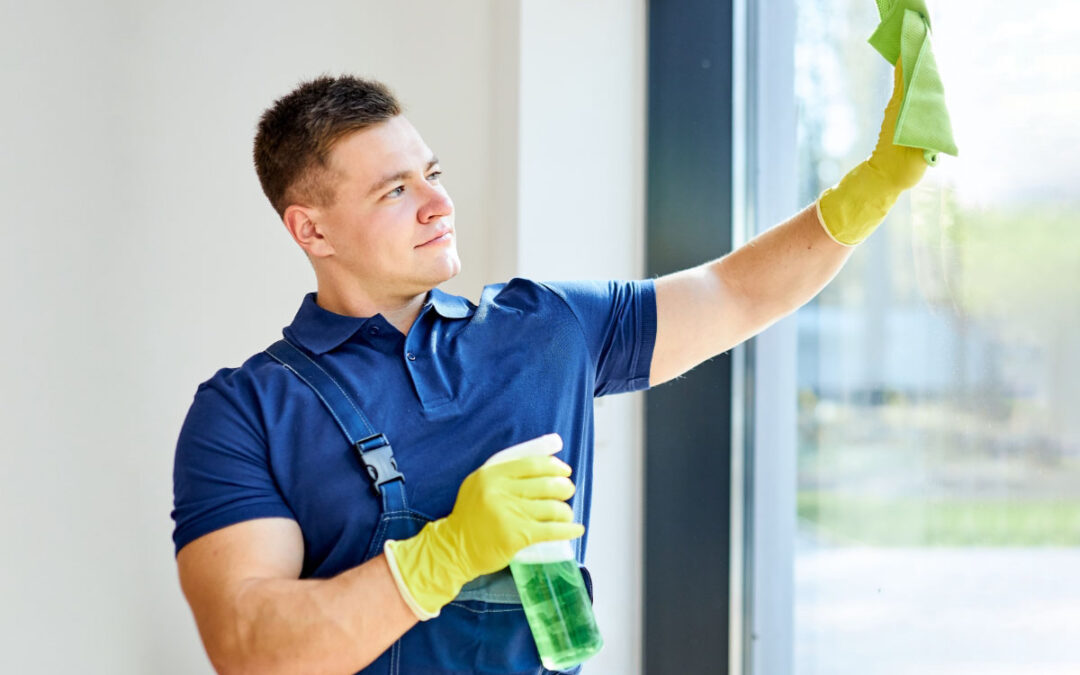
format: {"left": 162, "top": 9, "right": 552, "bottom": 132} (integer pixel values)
{"left": 644, "top": 1, "right": 735, "bottom": 672}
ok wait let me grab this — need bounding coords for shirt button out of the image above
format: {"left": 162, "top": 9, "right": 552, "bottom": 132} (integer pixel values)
{"left": 406, "top": 352, "right": 417, "bottom": 361}
{"left": 368, "top": 326, "right": 380, "bottom": 335}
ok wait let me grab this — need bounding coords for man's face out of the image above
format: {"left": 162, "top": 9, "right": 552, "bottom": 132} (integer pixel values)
{"left": 313, "top": 115, "right": 459, "bottom": 300}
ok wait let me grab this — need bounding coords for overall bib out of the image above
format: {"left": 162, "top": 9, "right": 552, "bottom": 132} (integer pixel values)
{"left": 266, "top": 340, "right": 592, "bottom": 675}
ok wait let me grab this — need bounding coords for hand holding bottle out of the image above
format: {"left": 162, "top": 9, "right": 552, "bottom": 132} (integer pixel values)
{"left": 384, "top": 434, "right": 584, "bottom": 619}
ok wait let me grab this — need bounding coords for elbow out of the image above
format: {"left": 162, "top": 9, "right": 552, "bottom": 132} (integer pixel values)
{"left": 202, "top": 628, "right": 251, "bottom": 675}
{"left": 208, "top": 654, "right": 242, "bottom": 675}
{"left": 198, "top": 581, "right": 302, "bottom": 675}
{"left": 201, "top": 615, "right": 273, "bottom": 675}
{"left": 203, "top": 611, "right": 372, "bottom": 675}
{"left": 715, "top": 267, "right": 790, "bottom": 335}
{"left": 206, "top": 643, "right": 278, "bottom": 675}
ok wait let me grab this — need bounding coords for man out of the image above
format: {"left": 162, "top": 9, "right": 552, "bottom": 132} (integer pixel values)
{"left": 173, "top": 65, "right": 924, "bottom": 674}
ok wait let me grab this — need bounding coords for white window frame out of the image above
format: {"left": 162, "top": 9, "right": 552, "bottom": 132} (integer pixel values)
{"left": 731, "top": 0, "right": 799, "bottom": 673}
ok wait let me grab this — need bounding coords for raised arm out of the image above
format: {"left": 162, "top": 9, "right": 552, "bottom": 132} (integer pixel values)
{"left": 177, "top": 518, "right": 417, "bottom": 675}
{"left": 649, "top": 61, "right": 925, "bottom": 387}
{"left": 650, "top": 204, "right": 851, "bottom": 386}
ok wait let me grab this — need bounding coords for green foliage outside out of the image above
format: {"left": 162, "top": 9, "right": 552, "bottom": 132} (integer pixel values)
{"left": 798, "top": 491, "right": 1080, "bottom": 547}
{"left": 796, "top": 196, "right": 1080, "bottom": 550}
{"left": 913, "top": 193, "right": 1080, "bottom": 326}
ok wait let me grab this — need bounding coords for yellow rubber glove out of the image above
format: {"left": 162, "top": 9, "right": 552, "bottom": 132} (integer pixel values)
{"left": 816, "top": 60, "right": 929, "bottom": 246}
{"left": 383, "top": 434, "right": 585, "bottom": 620}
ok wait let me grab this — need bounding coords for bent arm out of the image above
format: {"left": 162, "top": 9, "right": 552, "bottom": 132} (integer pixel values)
{"left": 177, "top": 517, "right": 417, "bottom": 675}
{"left": 650, "top": 203, "right": 853, "bottom": 386}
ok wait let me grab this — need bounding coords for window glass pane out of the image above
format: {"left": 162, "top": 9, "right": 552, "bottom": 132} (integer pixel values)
{"left": 793, "top": 0, "right": 1080, "bottom": 672}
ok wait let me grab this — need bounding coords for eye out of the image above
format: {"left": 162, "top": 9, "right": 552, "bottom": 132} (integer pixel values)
{"left": 386, "top": 185, "right": 405, "bottom": 198}
{"left": 427, "top": 170, "right": 442, "bottom": 182}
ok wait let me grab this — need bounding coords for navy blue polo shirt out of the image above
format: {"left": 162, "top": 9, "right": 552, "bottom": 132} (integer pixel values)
{"left": 172, "top": 278, "right": 656, "bottom": 578}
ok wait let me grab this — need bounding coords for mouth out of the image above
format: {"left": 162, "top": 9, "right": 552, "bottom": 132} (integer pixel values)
{"left": 416, "top": 229, "right": 453, "bottom": 248}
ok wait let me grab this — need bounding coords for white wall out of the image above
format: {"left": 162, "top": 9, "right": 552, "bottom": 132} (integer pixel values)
{"left": 0, "top": 1, "right": 645, "bottom": 673}
{"left": 515, "top": 3, "right": 647, "bottom": 674}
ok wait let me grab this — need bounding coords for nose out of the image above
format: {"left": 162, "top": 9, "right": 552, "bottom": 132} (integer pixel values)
{"left": 418, "top": 183, "right": 453, "bottom": 224}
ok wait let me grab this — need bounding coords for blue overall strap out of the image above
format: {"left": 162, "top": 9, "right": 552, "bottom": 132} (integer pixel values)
{"left": 265, "top": 340, "right": 406, "bottom": 508}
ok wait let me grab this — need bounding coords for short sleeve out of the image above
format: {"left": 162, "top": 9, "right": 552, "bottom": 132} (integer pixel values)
{"left": 541, "top": 279, "right": 657, "bottom": 396}
{"left": 171, "top": 371, "right": 295, "bottom": 555}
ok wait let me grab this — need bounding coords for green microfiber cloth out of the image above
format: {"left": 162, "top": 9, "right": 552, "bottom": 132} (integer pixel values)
{"left": 868, "top": 0, "right": 958, "bottom": 166}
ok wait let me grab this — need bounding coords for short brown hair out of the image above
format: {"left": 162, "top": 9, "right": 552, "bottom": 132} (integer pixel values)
{"left": 253, "top": 75, "right": 402, "bottom": 217}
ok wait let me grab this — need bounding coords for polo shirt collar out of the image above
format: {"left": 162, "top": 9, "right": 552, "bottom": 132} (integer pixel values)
{"left": 426, "top": 287, "right": 475, "bottom": 319}
{"left": 282, "top": 293, "right": 366, "bottom": 355}
{"left": 284, "top": 289, "right": 475, "bottom": 355}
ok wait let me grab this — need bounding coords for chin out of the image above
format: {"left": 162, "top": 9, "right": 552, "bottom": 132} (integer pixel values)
{"left": 439, "top": 250, "right": 462, "bottom": 280}
{"left": 421, "top": 253, "right": 461, "bottom": 288}
{"left": 438, "top": 264, "right": 462, "bottom": 285}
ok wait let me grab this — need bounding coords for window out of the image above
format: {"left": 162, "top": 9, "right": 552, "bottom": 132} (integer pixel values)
{"left": 785, "top": 0, "right": 1080, "bottom": 673}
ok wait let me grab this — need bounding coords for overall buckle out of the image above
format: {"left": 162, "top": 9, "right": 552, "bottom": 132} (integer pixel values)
{"left": 353, "top": 434, "right": 404, "bottom": 495}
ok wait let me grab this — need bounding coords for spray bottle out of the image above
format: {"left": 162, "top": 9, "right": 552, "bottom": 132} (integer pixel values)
{"left": 484, "top": 435, "right": 604, "bottom": 670}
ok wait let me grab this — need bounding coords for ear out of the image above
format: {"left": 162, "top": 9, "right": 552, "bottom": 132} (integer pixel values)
{"left": 283, "top": 204, "right": 334, "bottom": 258}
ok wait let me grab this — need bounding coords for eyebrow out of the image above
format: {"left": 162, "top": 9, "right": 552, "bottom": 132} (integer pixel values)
{"left": 366, "top": 156, "right": 440, "bottom": 197}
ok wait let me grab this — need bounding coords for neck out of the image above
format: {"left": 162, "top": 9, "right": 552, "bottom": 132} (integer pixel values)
{"left": 315, "top": 283, "right": 429, "bottom": 335}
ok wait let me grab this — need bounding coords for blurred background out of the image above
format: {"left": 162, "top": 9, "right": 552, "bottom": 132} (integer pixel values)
{"left": 790, "top": 0, "right": 1080, "bottom": 672}
{"left": 3, "top": 0, "right": 1078, "bottom": 673}
{"left": 0, "top": 1, "right": 646, "bottom": 672}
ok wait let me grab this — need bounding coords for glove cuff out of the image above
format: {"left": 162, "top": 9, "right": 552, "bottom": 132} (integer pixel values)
{"left": 383, "top": 539, "right": 441, "bottom": 621}
{"left": 815, "top": 196, "right": 856, "bottom": 248}
{"left": 383, "top": 519, "right": 472, "bottom": 620}
{"left": 816, "top": 161, "right": 900, "bottom": 246}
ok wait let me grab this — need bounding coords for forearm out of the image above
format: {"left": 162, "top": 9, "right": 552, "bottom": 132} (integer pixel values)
{"left": 651, "top": 62, "right": 924, "bottom": 387}
{"left": 211, "top": 554, "right": 417, "bottom": 675}
{"left": 712, "top": 203, "right": 853, "bottom": 326}
{"left": 650, "top": 203, "right": 854, "bottom": 386}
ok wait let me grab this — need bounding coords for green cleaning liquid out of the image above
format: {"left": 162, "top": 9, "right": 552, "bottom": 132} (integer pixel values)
{"left": 509, "top": 556, "right": 604, "bottom": 670}
{"left": 480, "top": 436, "right": 603, "bottom": 670}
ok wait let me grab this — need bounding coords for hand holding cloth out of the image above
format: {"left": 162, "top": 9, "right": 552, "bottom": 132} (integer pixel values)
{"left": 868, "top": 0, "right": 958, "bottom": 165}
{"left": 817, "top": 0, "right": 958, "bottom": 246}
